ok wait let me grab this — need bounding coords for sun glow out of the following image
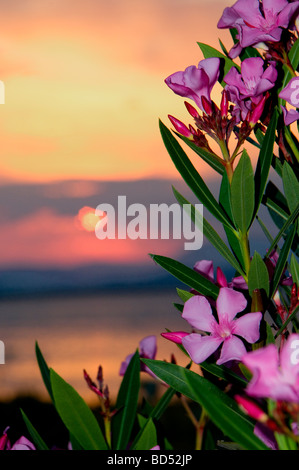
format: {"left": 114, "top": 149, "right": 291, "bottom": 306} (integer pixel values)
{"left": 76, "top": 206, "right": 100, "bottom": 232}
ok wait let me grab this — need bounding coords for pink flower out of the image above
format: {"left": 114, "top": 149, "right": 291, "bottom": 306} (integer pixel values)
{"left": 181, "top": 287, "right": 262, "bottom": 365}
{"left": 0, "top": 428, "right": 35, "bottom": 451}
{"left": 193, "top": 259, "right": 248, "bottom": 290}
{"left": 224, "top": 58, "right": 277, "bottom": 121}
{"left": 218, "top": 0, "right": 299, "bottom": 58}
{"left": 165, "top": 58, "right": 220, "bottom": 111}
{"left": 242, "top": 334, "right": 299, "bottom": 403}
{"left": 161, "top": 331, "right": 189, "bottom": 344}
{"left": 279, "top": 76, "right": 299, "bottom": 125}
{"left": 119, "top": 335, "right": 157, "bottom": 376}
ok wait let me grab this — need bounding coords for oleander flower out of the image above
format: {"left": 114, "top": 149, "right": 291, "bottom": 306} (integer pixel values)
{"left": 224, "top": 57, "right": 277, "bottom": 121}
{"left": 193, "top": 259, "right": 248, "bottom": 290}
{"left": 218, "top": 0, "right": 299, "bottom": 58}
{"left": 279, "top": 76, "right": 299, "bottom": 124}
{"left": 165, "top": 58, "right": 220, "bottom": 111}
{"left": 242, "top": 333, "right": 299, "bottom": 402}
{"left": 181, "top": 287, "right": 262, "bottom": 365}
{"left": 119, "top": 335, "right": 157, "bottom": 376}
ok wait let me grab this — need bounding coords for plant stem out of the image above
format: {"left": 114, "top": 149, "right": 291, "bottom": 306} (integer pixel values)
{"left": 180, "top": 395, "right": 207, "bottom": 450}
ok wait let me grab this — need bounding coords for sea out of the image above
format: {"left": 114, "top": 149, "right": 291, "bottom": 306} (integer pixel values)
{"left": 0, "top": 288, "right": 188, "bottom": 405}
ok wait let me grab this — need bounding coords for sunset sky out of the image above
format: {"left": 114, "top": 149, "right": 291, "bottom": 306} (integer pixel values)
{"left": 0, "top": 0, "right": 237, "bottom": 274}
{"left": 0, "top": 0, "right": 231, "bottom": 183}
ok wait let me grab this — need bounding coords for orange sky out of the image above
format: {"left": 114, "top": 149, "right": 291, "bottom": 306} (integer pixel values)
{"left": 0, "top": 0, "right": 231, "bottom": 184}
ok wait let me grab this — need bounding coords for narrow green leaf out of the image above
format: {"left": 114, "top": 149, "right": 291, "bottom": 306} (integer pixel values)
{"left": 275, "top": 304, "right": 299, "bottom": 338}
{"left": 131, "top": 418, "right": 157, "bottom": 451}
{"left": 35, "top": 342, "right": 53, "bottom": 402}
{"left": 176, "top": 288, "right": 194, "bottom": 303}
{"left": 142, "top": 360, "right": 268, "bottom": 450}
{"left": 50, "top": 368, "right": 108, "bottom": 450}
{"left": 200, "top": 361, "right": 248, "bottom": 388}
{"left": 177, "top": 134, "right": 225, "bottom": 175}
{"left": 113, "top": 349, "right": 140, "bottom": 450}
{"left": 265, "top": 203, "right": 299, "bottom": 257}
{"left": 271, "top": 224, "right": 297, "bottom": 298}
{"left": 266, "top": 323, "right": 276, "bottom": 345}
{"left": 172, "top": 186, "right": 245, "bottom": 275}
{"left": 231, "top": 149, "right": 255, "bottom": 233}
{"left": 282, "top": 162, "right": 299, "bottom": 213}
{"left": 219, "top": 170, "right": 235, "bottom": 226}
{"left": 248, "top": 251, "right": 270, "bottom": 296}
{"left": 254, "top": 109, "right": 278, "bottom": 219}
{"left": 20, "top": 409, "right": 49, "bottom": 450}
{"left": 150, "top": 254, "right": 219, "bottom": 299}
{"left": 290, "top": 253, "right": 299, "bottom": 287}
{"left": 159, "top": 120, "right": 233, "bottom": 228}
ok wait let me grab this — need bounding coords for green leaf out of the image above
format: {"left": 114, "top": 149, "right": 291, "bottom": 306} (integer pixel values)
{"left": 200, "top": 361, "right": 248, "bottom": 388}
{"left": 290, "top": 253, "right": 299, "bottom": 287}
{"left": 197, "top": 42, "right": 240, "bottom": 85}
{"left": 35, "top": 342, "right": 53, "bottom": 402}
{"left": 282, "top": 162, "right": 299, "bottom": 214}
{"left": 254, "top": 109, "right": 278, "bottom": 219}
{"left": 172, "top": 186, "right": 245, "bottom": 275}
{"left": 271, "top": 224, "right": 297, "bottom": 298}
{"left": 159, "top": 120, "right": 233, "bottom": 228}
{"left": 176, "top": 288, "right": 194, "bottom": 303}
{"left": 266, "top": 323, "right": 276, "bottom": 345}
{"left": 248, "top": 251, "right": 270, "bottom": 296}
{"left": 131, "top": 418, "right": 157, "bottom": 451}
{"left": 150, "top": 254, "right": 219, "bottom": 299}
{"left": 113, "top": 349, "right": 140, "bottom": 450}
{"left": 177, "top": 134, "right": 225, "bottom": 175}
{"left": 20, "top": 409, "right": 49, "bottom": 450}
{"left": 219, "top": 170, "right": 235, "bottom": 225}
{"left": 231, "top": 149, "right": 255, "bottom": 233}
{"left": 50, "top": 368, "right": 108, "bottom": 450}
{"left": 142, "top": 360, "right": 268, "bottom": 450}
{"left": 265, "top": 203, "right": 299, "bottom": 256}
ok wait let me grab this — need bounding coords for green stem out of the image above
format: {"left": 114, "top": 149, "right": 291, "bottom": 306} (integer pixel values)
{"left": 104, "top": 417, "right": 111, "bottom": 448}
{"left": 239, "top": 231, "right": 251, "bottom": 282}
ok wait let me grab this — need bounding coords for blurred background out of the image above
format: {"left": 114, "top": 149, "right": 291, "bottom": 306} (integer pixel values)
{"left": 0, "top": 0, "right": 275, "bottom": 425}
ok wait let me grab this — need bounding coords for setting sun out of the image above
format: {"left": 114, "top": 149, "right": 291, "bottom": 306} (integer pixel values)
{"left": 76, "top": 206, "right": 100, "bottom": 232}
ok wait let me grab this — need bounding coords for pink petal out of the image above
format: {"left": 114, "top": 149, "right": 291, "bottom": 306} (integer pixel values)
{"left": 233, "top": 312, "right": 262, "bottom": 343}
{"left": 182, "top": 295, "right": 217, "bottom": 332}
{"left": 242, "top": 345, "right": 281, "bottom": 398}
{"left": 217, "top": 335, "right": 247, "bottom": 364}
{"left": 182, "top": 333, "right": 222, "bottom": 364}
{"left": 216, "top": 287, "right": 247, "bottom": 322}
{"left": 193, "top": 259, "right": 214, "bottom": 281}
{"left": 140, "top": 335, "right": 157, "bottom": 359}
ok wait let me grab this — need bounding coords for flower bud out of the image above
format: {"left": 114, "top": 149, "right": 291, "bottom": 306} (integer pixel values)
{"left": 201, "top": 96, "right": 213, "bottom": 116}
{"left": 248, "top": 94, "right": 267, "bottom": 127}
{"left": 220, "top": 89, "right": 229, "bottom": 118}
{"left": 161, "top": 331, "right": 189, "bottom": 344}
{"left": 168, "top": 115, "right": 193, "bottom": 138}
{"left": 184, "top": 101, "right": 199, "bottom": 118}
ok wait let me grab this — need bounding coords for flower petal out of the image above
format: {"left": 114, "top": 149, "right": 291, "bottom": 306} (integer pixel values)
{"left": 182, "top": 295, "right": 216, "bottom": 332}
{"left": 217, "top": 335, "right": 247, "bottom": 364}
{"left": 233, "top": 312, "right": 262, "bottom": 343}
{"left": 216, "top": 287, "right": 247, "bottom": 322}
{"left": 182, "top": 333, "right": 222, "bottom": 364}
{"left": 139, "top": 335, "right": 157, "bottom": 359}
{"left": 193, "top": 259, "right": 214, "bottom": 281}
